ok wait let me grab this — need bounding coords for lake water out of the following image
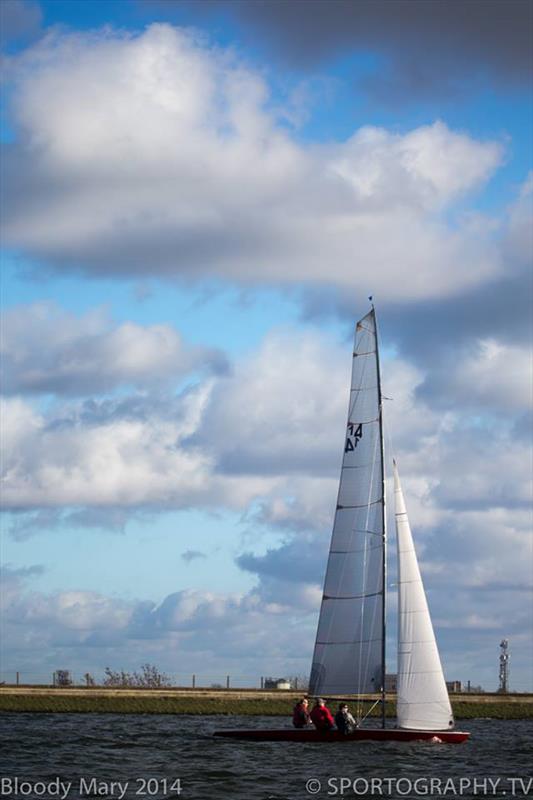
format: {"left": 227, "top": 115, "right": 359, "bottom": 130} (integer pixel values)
{"left": 0, "top": 714, "right": 532, "bottom": 800}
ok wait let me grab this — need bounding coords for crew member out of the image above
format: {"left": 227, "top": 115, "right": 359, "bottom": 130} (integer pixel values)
{"left": 292, "top": 697, "right": 311, "bottom": 728}
{"left": 310, "top": 698, "right": 334, "bottom": 732}
{"left": 334, "top": 703, "right": 357, "bottom": 734}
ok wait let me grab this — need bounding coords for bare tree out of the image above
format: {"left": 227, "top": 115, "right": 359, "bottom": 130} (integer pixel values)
{"left": 103, "top": 664, "right": 171, "bottom": 688}
{"left": 55, "top": 670, "right": 72, "bottom": 687}
{"left": 288, "top": 674, "right": 309, "bottom": 691}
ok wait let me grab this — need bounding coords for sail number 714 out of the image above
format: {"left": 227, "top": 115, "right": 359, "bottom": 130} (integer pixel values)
{"left": 345, "top": 422, "right": 363, "bottom": 452}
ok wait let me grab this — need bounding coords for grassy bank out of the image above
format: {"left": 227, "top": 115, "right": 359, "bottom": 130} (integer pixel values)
{"left": 0, "top": 690, "right": 532, "bottom": 719}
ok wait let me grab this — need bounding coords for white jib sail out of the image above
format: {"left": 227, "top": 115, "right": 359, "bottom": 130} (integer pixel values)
{"left": 309, "top": 309, "right": 385, "bottom": 697}
{"left": 394, "top": 461, "right": 454, "bottom": 730}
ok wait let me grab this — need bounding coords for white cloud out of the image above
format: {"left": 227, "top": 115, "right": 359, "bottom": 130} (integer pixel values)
{"left": 2, "top": 322, "right": 529, "bottom": 529}
{"left": 0, "top": 568, "right": 318, "bottom": 679}
{"left": 1, "top": 303, "right": 226, "bottom": 395}
{"left": 196, "top": 328, "right": 348, "bottom": 476}
{"left": 2, "top": 24, "right": 506, "bottom": 303}
{"left": 0, "top": 390, "right": 215, "bottom": 509}
{"left": 330, "top": 122, "right": 500, "bottom": 209}
{"left": 451, "top": 338, "right": 531, "bottom": 411}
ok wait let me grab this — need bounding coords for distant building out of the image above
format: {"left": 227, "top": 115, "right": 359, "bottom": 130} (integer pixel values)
{"left": 446, "top": 680, "right": 462, "bottom": 693}
{"left": 264, "top": 677, "right": 292, "bottom": 690}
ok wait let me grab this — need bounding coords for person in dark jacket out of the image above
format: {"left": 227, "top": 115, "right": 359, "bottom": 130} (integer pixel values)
{"left": 292, "top": 697, "right": 311, "bottom": 728}
{"left": 310, "top": 698, "right": 335, "bottom": 732}
{"left": 334, "top": 703, "right": 357, "bottom": 734}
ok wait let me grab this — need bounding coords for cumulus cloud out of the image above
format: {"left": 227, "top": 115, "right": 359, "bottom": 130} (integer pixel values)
{"left": 417, "top": 338, "right": 532, "bottom": 413}
{"left": 0, "top": 568, "right": 317, "bottom": 679}
{"left": 1, "top": 390, "right": 214, "bottom": 510}
{"left": 1, "top": 303, "right": 226, "bottom": 395}
{"left": 1, "top": 24, "right": 506, "bottom": 303}
{"left": 192, "top": 328, "right": 348, "bottom": 477}
{"left": 2, "top": 322, "right": 528, "bottom": 527}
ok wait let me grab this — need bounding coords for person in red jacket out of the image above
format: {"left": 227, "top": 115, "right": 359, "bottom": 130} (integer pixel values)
{"left": 310, "top": 698, "right": 335, "bottom": 732}
{"left": 292, "top": 697, "right": 311, "bottom": 728}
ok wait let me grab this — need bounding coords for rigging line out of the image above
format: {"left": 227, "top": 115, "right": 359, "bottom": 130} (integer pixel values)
{"left": 359, "top": 697, "right": 382, "bottom": 726}
{"left": 353, "top": 330, "right": 377, "bottom": 718}
{"left": 359, "top": 411, "right": 383, "bottom": 719}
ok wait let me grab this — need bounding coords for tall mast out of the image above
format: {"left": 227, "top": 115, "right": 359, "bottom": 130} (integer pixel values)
{"left": 372, "top": 303, "right": 387, "bottom": 729}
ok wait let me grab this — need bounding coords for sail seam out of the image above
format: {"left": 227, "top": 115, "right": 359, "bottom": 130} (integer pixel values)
{"left": 397, "top": 670, "right": 446, "bottom": 674}
{"left": 341, "top": 464, "right": 379, "bottom": 470}
{"left": 330, "top": 545, "right": 382, "bottom": 554}
{"left": 323, "top": 591, "right": 382, "bottom": 600}
{"left": 337, "top": 499, "right": 381, "bottom": 509}
{"left": 398, "top": 640, "right": 439, "bottom": 645}
{"left": 316, "top": 638, "right": 382, "bottom": 645}
{"left": 398, "top": 610, "right": 430, "bottom": 614}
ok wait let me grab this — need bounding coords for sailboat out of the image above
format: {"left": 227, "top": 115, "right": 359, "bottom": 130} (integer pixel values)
{"left": 215, "top": 308, "right": 470, "bottom": 744}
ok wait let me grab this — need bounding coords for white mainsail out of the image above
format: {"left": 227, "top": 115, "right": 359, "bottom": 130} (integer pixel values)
{"left": 309, "top": 309, "right": 385, "bottom": 697}
{"left": 394, "top": 461, "right": 454, "bottom": 730}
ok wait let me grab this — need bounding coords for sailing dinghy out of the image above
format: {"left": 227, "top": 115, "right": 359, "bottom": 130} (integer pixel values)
{"left": 215, "top": 308, "right": 470, "bottom": 744}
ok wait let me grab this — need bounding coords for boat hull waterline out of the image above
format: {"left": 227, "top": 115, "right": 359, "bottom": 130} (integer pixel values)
{"left": 214, "top": 728, "right": 470, "bottom": 744}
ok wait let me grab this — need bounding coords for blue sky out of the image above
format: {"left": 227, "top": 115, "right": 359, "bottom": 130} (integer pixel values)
{"left": 1, "top": 0, "right": 531, "bottom": 691}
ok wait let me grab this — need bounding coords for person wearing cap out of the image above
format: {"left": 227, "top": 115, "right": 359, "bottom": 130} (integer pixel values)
{"left": 310, "top": 698, "right": 335, "bottom": 732}
{"left": 292, "top": 697, "right": 311, "bottom": 728}
{"left": 334, "top": 702, "right": 357, "bottom": 735}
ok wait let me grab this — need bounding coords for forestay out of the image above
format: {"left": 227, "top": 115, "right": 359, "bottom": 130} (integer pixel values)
{"left": 394, "top": 461, "right": 454, "bottom": 731}
{"left": 309, "top": 309, "right": 385, "bottom": 697}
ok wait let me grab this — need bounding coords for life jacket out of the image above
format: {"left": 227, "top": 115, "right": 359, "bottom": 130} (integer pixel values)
{"left": 310, "top": 704, "right": 334, "bottom": 731}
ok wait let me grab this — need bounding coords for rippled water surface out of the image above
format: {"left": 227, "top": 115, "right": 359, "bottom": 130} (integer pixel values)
{"left": 1, "top": 714, "right": 532, "bottom": 799}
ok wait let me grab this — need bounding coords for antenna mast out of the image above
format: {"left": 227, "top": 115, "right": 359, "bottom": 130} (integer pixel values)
{"left": 498, "top": 639, "right": 510, "bottom": 693}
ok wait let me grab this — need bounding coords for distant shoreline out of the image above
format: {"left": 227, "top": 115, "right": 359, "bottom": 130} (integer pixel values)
{"left": 1, "top": 688, "right": 532, "bottom": 718}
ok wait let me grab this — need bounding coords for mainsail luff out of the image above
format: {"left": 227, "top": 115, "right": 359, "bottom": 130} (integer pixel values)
{"left": 394, "top": 461, "right": 454, "bottom": 731}
{"left": 373, "top": 306, "right": 387, "bottom": 728}
{"left": 309, "top": 309, "right": 385, "bottom": 698}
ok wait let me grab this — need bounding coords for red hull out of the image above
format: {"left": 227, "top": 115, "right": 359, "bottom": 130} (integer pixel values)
{"left": 214, "top": 727, "right": 470, "bottom": 744}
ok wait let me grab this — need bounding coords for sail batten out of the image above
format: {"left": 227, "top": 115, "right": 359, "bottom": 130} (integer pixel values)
{"left": 394, "top": 462, "right": 454, "bottom": 731}
{"left": 309, "top": 309, "right": 385, "bottom": 698}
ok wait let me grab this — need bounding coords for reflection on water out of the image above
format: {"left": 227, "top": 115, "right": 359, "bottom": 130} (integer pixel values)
{"left": 1, "top": 714, "right": 531, "bottom": 799}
